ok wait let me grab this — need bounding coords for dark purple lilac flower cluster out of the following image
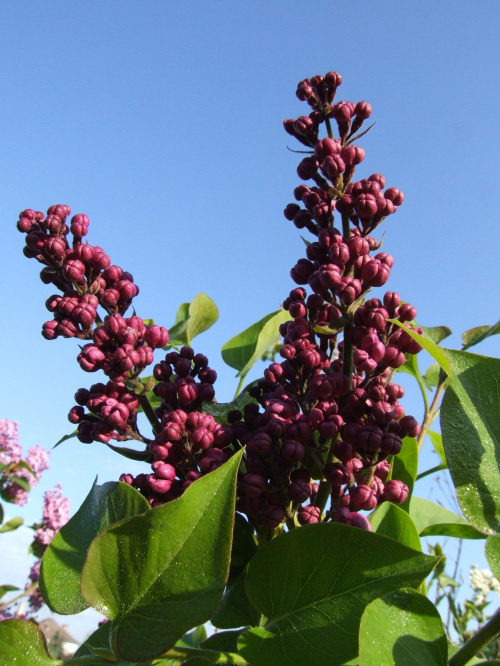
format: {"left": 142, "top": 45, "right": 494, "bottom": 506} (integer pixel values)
{"left": 17, "top": 70, "right": 424, "bottom": 536}
{"left": 120, "top": 346, "right": 233, "bottom": 506}
{"left": 229, "top": 72, "right": 423, "bottom": 531}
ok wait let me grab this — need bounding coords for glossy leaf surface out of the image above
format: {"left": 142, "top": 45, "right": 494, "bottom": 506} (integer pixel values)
{"left": 409, "top": 497, "right": 484, "bottom": 539}
{"left": 441, "top": 349, "right": 500, "bottom": 535}
{"left": 221, "top": 309, "right": 291, "bottom": 377}
{"left": 40, "top": 480, "right": 150, "bottom": 614}
{"left": 369, "top": 503, "right": 422, "bottom": 551}
{"left": 80, "top": 450, "right": 243, "bottom": 662}
{"left": 358, "top": 589, "right": 447, "bottom": 665}
{"left": 0, "top": 619, "right": 58, "bottom": 666}
{"left": 238, "top": 523, "right": 440, "bottom": 666}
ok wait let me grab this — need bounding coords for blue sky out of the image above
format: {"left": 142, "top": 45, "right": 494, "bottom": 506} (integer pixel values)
{"left": 1, "top": 0, "right": 500, "bottom": 641}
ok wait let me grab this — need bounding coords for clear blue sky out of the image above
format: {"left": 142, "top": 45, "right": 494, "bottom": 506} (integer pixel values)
{"left": 1, "top": 1, "right": 500, "bottom": 641}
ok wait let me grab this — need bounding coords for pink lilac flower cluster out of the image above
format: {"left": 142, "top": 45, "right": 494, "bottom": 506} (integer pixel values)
{"left": 33, "top": 484, "right": 70, "bottom": 547}
{"left": 0, "top": 419, "right": 49, "bottom": 505}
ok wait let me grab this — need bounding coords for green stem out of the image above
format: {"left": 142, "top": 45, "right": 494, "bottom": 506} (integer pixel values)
{"left": 234, "top": 374, "right": 246, "bottom": 399}
{"left": 342, "top": 314, "right": 354, "bottom": 392}
{"left": 325, "top": 116, "right": 334, "bottom": 140}
{"left": 0, "top": 582, "right": 38, "bottom": 612}
{"left": 417, "top": 374, "right": 446, "bottom": 453}
{"left": 341, "top": 212, "right": 350, "bottom": 241}
{"left": 416, "top": 464, "right": 446, "bottom": 481}
{"left": 139, "top": 393, "right": 161, "bottom": 434}
{"left": 448, "top": 605, "right": 500, "bottom": 665}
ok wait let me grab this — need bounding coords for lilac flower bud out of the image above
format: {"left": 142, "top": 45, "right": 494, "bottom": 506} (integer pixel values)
{"left": 262, "top": 505, "right": 285, "bottom": 528}
{"left": 324, "top": 462, "right": 350, "bottom": 485}
{"left": 374, "top": 460, "right": 391, "bottom": 481}
{"left": 78, "top": 345, "right": 106, "bottom": 372}
{"left": 399, "top": 415, "right": 421, "bottom": 438}
{"left": 381, "top": 432, "right": 403, "bottom": 455}
{"left": 321, "top": 155, "right": 345, "bottom": 180}
{"left": 384, "top": 187, "right": 404, "bottom": 206}
{"left": 42, "top": 320, "right": 59, "bottom": 340}
{"left": 354, "top": 193, "right": 378, "bottom": 219}
{"left": 291, "top": 258, "right": 315, "bottom": 285}
{"left": 280, "top": 439, "right": 305, "bottom": 463}
{"left": 288, "top": 478, "right": 312, "bottom": 502}
{"left": 70, "top": 213, "right": 89, "bottom": 238}
{"left": 340, "top": 145, "right": 365, "bottom": 166}
{"left": 382, "top": 480, "right": 409, "bottom": 503}
{"left": 198, "top": 448, "right": 228, "bottom": 474}
{"left": 358, "top": 424, "right": 384, "bottom": 451}
{"left": 191, "top": 427, "right": 214, "bottom": 451}
{"left": 350, "top": 485, "right": 377, "bottom": 511}
{"left": 63, "top": 259, "right": 86, "bottom": 283}
{"left": 398, "top": 303, "right": 417, "bottom": 322}
{"left": 297, "top": 157, "right": 319, "bottom": 180}
{"left": 298, "top": 506, "right": 321, "bottom": 525}
{"left": 348, "top": 513, "right": 372, "bottom": 530}
{"left": 148, "top": 474, "right": 173, "bottom": 494}
{"left": 335, "top": 277, "right": 362, "bottom": 305}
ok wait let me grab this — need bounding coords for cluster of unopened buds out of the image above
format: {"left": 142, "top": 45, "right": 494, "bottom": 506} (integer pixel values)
{"left": 17, "top": 70, "right": 423, "bottom": 536}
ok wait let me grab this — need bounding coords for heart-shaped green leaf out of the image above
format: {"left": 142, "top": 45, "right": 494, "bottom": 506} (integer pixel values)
{"left": 369, "top": 503, "right": 421, "bottom": 551}
{"left": 409, "top": 497, "right": 484, "bottom": 539}
{"left": 358, "top": 589, "right": 447, "bottom": 665}
{"left": 419, "top": 325, "right": 452, "bottom": 345}
{"left": 440, "top": 350, "right": 500, "bottom": 535}
{"left": 80, "top": 450, "right": 243, "bottom": 662}
{"left": 221, "top": 309, "right": 291, "bottom": 378}
{"left": 168, "top": 293, "right": 219, "bottom": 346}
{"left": 40, "top": 480, "right": 150, "bottom": 614}
{"left": 238, "top": 523, "right": 440, "bottom": 666}
{"left": 0, "top": 620, "right": 58, "bottom": 666}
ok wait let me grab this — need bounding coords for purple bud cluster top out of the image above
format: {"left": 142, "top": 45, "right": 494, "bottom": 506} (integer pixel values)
{"left": 18, "top": 70, "right": 424, "bottom": 536}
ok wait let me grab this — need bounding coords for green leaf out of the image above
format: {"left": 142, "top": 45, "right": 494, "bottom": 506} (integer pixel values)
{"left": 358, "top": 588, "right": 447, "bottom": 666}
{"left": 0, "top": 619, "right": 59, "bottom": 665}
{"left": 485, "top": 535, "right": 500, "bottom": 581}
{"left": 409, "top": 497, "right": 484, "bottom": 539}
{"left": 176, "top": 625, "right": 207, "bottom": 649}
{"left": 0, "top": 516, "right": 23, "bottom": 533}
{"left": 423, "top": 362, "right": 442, "bottom": 390}
{"left": 80, "top": 450, "right": 243, "bottom": 663}
{"left": 419, "top": 325, "right": 452, "bottom": 345}
{"left": 105, "top": 442, "right": 152, "bottom": 461}
{"left": 0, "top": 502, "right": 3, "bottom": 524}
{"left": 221, "top": 309, "right": 292, "bottom": 378}
{"left": 10, "top": 476, "right": 30, "bottom": 492}
{"left": 440, "top": 349, "right": 500, "bottom": 535}
{"left": 462, "top": 319, "right": 500, "bottom": 350}
{"left": 72, "top": 622, "right": 139, "bottom": 665}
{"left": 388, "top": 320, "right": 452, "bottom": 376}
{"left": 230, "top": 513, "right": 257, "bottom": 574}
{"left": 200, "top": 630, "right": 243, "bottom": 652}
{"left": 427, "top": 430, "right": 447, "bottom": 468}
{"left": 0, "top": 584, "right": 19, "bottom": 600}
{"left": 369, "top": 503, "right": 422, "bottom": 551}
{"left": 53, "top": 430, "right": 78, "bottom": 449}
{"left": 238, "top": 523, "right": 440, "bottom": 666}
{"left": 392, "top": 436, "right": 418, "bottom": 511}
{"left": 168, "top": 294, "right": 219, "bottom": 347}
{"left": 40, "top": 479, "right": 150, "bottom": 615}
{"left": 212, "top": 567, "right": 260, "bottom": 629}
{"left": 201, "top": 382, "right": 259, "bottom": 424}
